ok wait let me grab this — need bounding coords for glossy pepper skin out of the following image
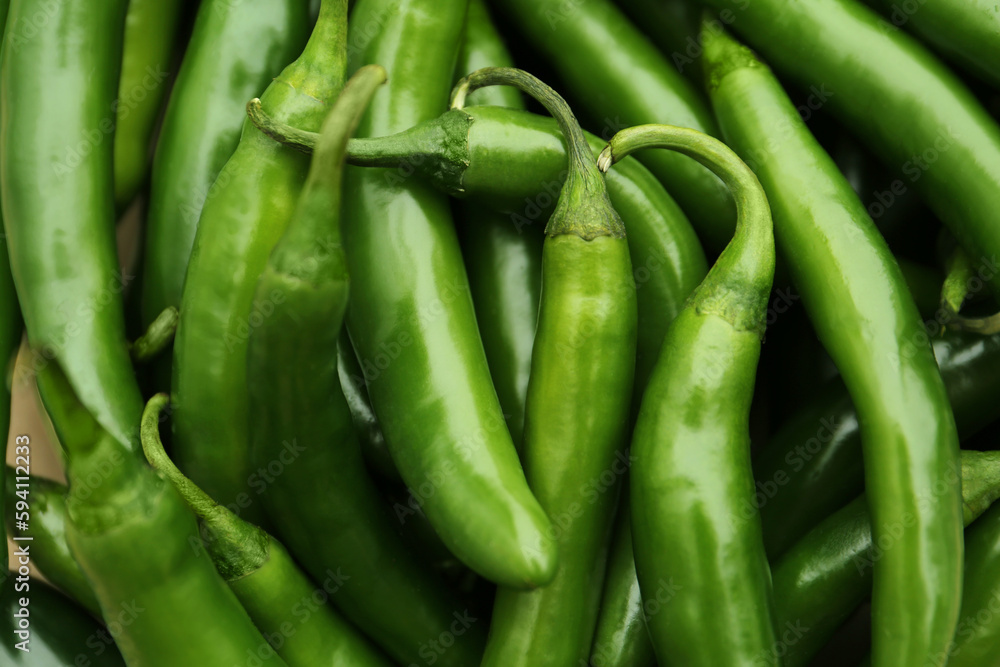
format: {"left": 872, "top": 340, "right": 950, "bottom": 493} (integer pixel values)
{"left": 112, "top": 0, "right": 185, "bottom": 209}
{"left": 757, "top": 329, "right": 1000, "bottom": 560}
{"left": 861, "top": 0, "right": 1000, "bottom": 89}
{"left": 588, "top": 503, "right": 656, "bottom": 667}
{"left": 144, "top": 389, "right": 390, "bottom": 665}
{"left": 455, "top": 0, "right": 542, "bottom": 450}
{"left": 246, "top": 55, "right": 486, "bottom": 665}
{"left": 1, "top": 578, "right": 126, "bottom": 666}
{"left": 702, "top": 0, "right": 1000, "bottom": 301}
{"left": 171, "top": 0, "right": 346, "bottom": 519}
{"left": 947, "top": 501, "right": 1000, "bottom": 667}
{"left": 249, "top": 103, "right": 706, "bottom": 416}
{"left": 343, "top": 0, "right": 558, "bottom": 589}
{"left": 454, "top": 68, "right": 635, "bottom": 667}
{"left": 140, "top": 0, "right": 309, "bottom": 330}
{"left": 703, "top": 28, "right": 963, "bottom": 665}
{"left": 769, "top": 450, "right": 1000, "bottom": 667}
{"left": 3, "top": 469, "right": 100, "bottom": 617}
{"left": 618, "top": 0, "right": 701, "bottom": 84}
{"left": 601, "top": 125, "right": 776, "bottom": 667}
{"left": 491, "top": 0, "right": 733, "bottom": 250}
{"left": 0, "top": 0, "right": 142, "bottom": 450}
{"left": 34, "top": 367, "right": 285, "bottom": 667}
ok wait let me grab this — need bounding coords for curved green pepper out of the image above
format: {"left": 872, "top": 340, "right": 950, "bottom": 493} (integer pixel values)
{"left": 602, "top": 124, "right": 776, "bottom": 667}
{"left": 342, "top": 0, "right": 558, "bottom": 588}
{"left": 246, "top": 51, "right": 487, "bottom": 663}
{"left": 143, "top": 388, "right": 392, "bottom": 667}
{"left": 455, "top": 68, "right": 635, "bottom": 667}
{"left": 701, "top": 0, "right": 1000, "bottom": 302}
{"left": 140, "top": 0, "right": 309, "bottom": 330}
{"left": 247, "top": 102, "right": 707, "bottom": 417}
{"left": 112, "top": 0, "right": 185, "bottom": 209}
{"left": 490, "top": 0, "right": 733, "bottom": 250}
{"left": 0, "top": 0, "right": 142, "bottom": 450}
{"left": 35, "top": 365, "right": 286, "bottom": 667}
{"left": 171, "top": 0, "right": 346, "bottom": 520}
{"left": 703, "top": 25, "right": 963, "bottom": 664}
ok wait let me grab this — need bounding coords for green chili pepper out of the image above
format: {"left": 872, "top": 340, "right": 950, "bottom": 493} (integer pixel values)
{"left": 595, "top": 450, "right": 1000, "bottom": 666}
{"left": 451, "top": 67, "right": 635, "bottom": 667}
{"left": 248, "top": 102, "right": 706, "bottom": 416}
{"left": 490, "top": 0, "right": 733, "bottom": 250}
{"left": 600, "top": 124, "right": 776, "bottom": 667}
{"left": 33, "top": 364, "right": 285, "bottom": 667}
{"left": 0, "top": 0, "right": 142, "bottom": 450}
{"left": 861, "top": 0, "right": 1000, "bottom": 89}
{"left": 618, "top": 0, "right": 702, "bottom": 84}
{"left": 455, "top": 0, "right": 542, "bottom": 450}
{"left": 3, "top": 469, "right": 100, "bottom": 618}
{"left": 701, "top": 0, "right": 1000, "bottom": 302}
{"left": 140, "top": 0, "right": 309, "bottom": 332}
{"left": 142, "top": 392, "right": 393, "bottom": 667}
{"left": 770, "top": 450, "right": 1000, "bottom": 667}
{"left": 171, "top": 0, "right": 346, "bottom": 520}
{"left": 702, "top": 28, "right": 963, "bottom": 663}
{"left": 340, "top": 0, "right": 561, "bottom": 589}
{"left": 112, "top": 0, "right": 185, "bottom": 209}
{"left": 246, "top": 57, "right": 486, "bottom": 664}
{"left": 1, "top": 578, "right": 126, "bottom": 666}
{"left": 946, "top": 500, "right": 1000, "bottom": 667}
{"left": 757, "top": 329, "right": 1000, "bottom": 560}
{"left": 588, "top": 501, "right": 656, "bottom": 667}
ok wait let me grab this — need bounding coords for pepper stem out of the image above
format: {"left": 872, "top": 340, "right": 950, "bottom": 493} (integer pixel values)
{"left": 141, "top": 394, "right": 269, "bottom": 579}
{"left": 451, "top": 67, "right": 623, "bottom": 239}
{"left": 599, "top": 125, "right": 774, "bottom": 334}
{"left": 130, "top": 306, "right": 179, "bottom": 363}
{"left": 267, "top": 64, "right": 388, "bottom": 281}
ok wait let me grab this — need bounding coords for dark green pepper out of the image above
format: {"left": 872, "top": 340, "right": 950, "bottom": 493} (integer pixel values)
{"left": 1, "top": 0, "right": 142, "bottom": 450}
{"left": 703, "top": 25, "right": 963, "bottom": 663}
{"left": 171, "top": 0, "right": 346, "bottom": 520}
{"left": 341, "top": 0, "right": 557, "bottom": 588}
{"left": 601, "top": 124, "right": 776, "bottom": 667}
{"left": 455, "top": 68, "right": 635, "bottom": 667}
{"left": 112, "top": 0, "right": 186, "bottom": 209}
{"left": 140, "top": 0, "right": 309, "bottom": 331}
{"left": 245, "top": 45, "right": 487, "bottom": 663}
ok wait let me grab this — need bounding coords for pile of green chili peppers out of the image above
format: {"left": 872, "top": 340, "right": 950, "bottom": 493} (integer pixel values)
{"left": 4, "top": 0, "right": 1000, "bottom": 665}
